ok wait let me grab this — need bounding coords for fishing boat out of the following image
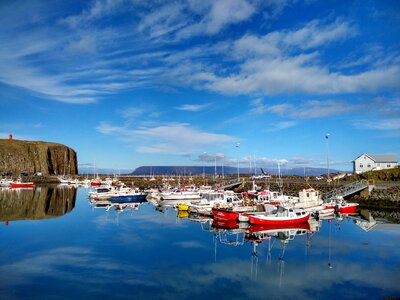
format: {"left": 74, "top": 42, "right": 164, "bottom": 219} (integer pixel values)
{"left": 190, "top": 191, "right": 243, "bottom": 216}
{"left": 337, "top": 201, "right": 359, "bottom": 214}
{"left": 90, "top": 178, "right": 102, "bottom": 186}
{"left": 10, "top": 178, "right": 35, "bottom": 188}
{"left": 212, "top": 204, "right": 261, "bottom": 221}
{"left": 324, "top": 196, "right": 359, "bottom": 214}
{"left": 247, "top": 206, "right": 310, "bottom": 226}
{"left": 0, "top": 178, "right": 14, "bottom": 187}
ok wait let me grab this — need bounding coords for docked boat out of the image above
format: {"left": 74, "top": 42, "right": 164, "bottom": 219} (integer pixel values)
{"left": 212, "top": 204, "right": 261, "bottom": 221}
{"left": 325, "top": 196, "right": 359, "bottom": 214}
{"left": 88, "top": 185, "right": 134, "bottom": 200}
{"left": 190, "top": 191, "right": 243, "bottom": 216}
{"left": 336, "top": 201, "right": 359, "bottom": 214}
{"left": 247, "top": 206, "right": 310, "bottom": 226}
{"left": 10, "top": 178, "right": 35, "bottom": 188}
{"left": 0, "top": 178, "right": 15, "bottom": 187}
{"left": 58, "top": 175, "right": 79, "bottom": 185}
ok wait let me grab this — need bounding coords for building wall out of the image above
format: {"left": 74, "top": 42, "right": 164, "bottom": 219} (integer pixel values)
{"left": 354, "top": 154, "right": 399, "bottom": 173}
{"left": 354, "top": 155, "right": 376, "bottom": 173}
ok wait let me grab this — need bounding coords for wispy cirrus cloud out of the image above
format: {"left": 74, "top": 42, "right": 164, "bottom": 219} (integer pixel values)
{"left": 96, "top": 121, "right": 236, "bottom": 155}
{"left": 251, "top": 98, "right": 356, "bottom": 119}
{"left": 175, "top": 103, "right": 211, "bottom": 112}
{"left": 1, "top": 1, "right": 399, "bottom": 107}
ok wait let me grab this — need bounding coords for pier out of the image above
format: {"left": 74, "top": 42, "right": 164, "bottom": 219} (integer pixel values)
{"left": 322, "top": 180, "right": 370, "bottom": 201}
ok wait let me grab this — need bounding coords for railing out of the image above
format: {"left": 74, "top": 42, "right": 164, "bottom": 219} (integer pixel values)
{"left": 322, "top": 180, "right": 369, "bottom": 201}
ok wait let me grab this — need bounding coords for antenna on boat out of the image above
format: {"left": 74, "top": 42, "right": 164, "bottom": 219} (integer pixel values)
{"left": 328, "top": 220, "right": 333, "bottom": 269}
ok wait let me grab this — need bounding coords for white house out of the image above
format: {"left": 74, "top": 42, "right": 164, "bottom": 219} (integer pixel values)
{"left": 353, "top": 154, "right": 398, "bottom": 174}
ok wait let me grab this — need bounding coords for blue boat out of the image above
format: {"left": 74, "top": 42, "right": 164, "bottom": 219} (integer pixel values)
{"left": 109, "top": 193, "right": 147, "bottom": 203}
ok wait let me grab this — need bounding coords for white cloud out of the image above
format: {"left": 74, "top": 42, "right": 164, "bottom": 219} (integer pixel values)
{"left": 176, "top": 0, "right": 256, "bottom": 39}
{"left": 353, "top": 119, "right": 400, "bottom": 131}
{"left": 267, "top": 121, "right": 298, "bottom": 131}
{"left": 250, "top": 98, "right": 268, "bottom": 114}
{"left": 175, "top": 103, "right": 210, "bottom": 112}
{"left": 97, "top": 122, "right": 236, "bottom": 155}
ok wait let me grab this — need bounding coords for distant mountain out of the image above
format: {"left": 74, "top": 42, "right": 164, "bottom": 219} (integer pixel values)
{"left": 130, "top": 166, "right": 343, "bottom": 176}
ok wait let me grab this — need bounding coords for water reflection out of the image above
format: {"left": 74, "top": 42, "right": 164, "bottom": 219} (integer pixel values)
{"left": 0, "top": 189, "right": 399, "bottom": 300}
{"left": 0, "top": 185, "right": 76, "bottom": 223}
{"left": 88, "top": 197, "right": 147, "bottom": 214}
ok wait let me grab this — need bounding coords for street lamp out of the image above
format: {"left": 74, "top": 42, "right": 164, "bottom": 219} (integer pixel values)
{"left": 325, "top": 133, "right": 330, "bottom": 184}
{"left": 236, "top": 142, "right": 240, "bottom": 181}
{"left": 203, "top": 152, "right": 206, "bottom": 185}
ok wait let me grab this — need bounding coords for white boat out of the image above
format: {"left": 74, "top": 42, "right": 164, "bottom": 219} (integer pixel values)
{"left": 0, "top": 178, "right": 14, "bottom": 187}
{"left": 159, "top": 185, "right": 202, "bottom": 200}
{"left": 189, "top": 191, "right": 243, "bottom": 215}
{"left": 58, "top": 176, "right": 79, "bottom": 185}
{"left": 88, "top": 185, "right": 135, "bottom": 200}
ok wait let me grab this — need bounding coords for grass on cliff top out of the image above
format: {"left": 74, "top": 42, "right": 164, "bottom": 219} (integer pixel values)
{"left": 0, "top": 139, "right": 64, "bottom": 147}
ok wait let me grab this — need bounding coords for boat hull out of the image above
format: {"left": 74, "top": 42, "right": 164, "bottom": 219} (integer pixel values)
{"left": 248, "top": 212, "right": 310, "bottom": 225}
{"left": 212, "top": 209, "right": 239, "bottom": 221}
{"left": 10, "top": 183, "right": 35, "bottom": 188}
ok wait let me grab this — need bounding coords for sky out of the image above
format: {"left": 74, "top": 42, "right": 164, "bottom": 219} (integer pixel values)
{"left": 0, "top": 0, "right": 399, "bottom": 173}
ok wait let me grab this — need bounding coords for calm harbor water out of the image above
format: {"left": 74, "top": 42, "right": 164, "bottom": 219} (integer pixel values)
{"left": 1, "top": 186, "right": 400, "bottom": 300}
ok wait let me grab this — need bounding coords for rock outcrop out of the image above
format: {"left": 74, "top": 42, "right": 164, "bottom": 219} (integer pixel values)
{"left": 0, "top": 139, "right": 78, "bottom": 175}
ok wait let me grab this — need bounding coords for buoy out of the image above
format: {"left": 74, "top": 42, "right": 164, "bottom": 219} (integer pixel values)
{"left": 5, "top": 220, "right": 8, "bottom": 226}
{"left": 9, "top": 134, "right": 12, "bottom": 140}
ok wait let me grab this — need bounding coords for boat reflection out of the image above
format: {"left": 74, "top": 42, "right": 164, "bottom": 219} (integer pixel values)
{"left": 0, "top": 185, "right": 76, "bottom": 224}
{"left": 88, "top": 197, "right": 147, "bottom": 214}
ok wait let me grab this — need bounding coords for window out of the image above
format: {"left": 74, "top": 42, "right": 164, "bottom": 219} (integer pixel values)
{"left": 367, "top": 164, "right": 371, "bottom": 168}
{"left": 387, "top": 164, "right": 391, "bottom": 168}
{"left": 360, "top": 164, "right": 363, "bottom": 168}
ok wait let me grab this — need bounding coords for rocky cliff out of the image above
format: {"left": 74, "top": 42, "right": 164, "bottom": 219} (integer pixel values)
{"left": 0, "top": 139, "right": 78, "bottom": 176}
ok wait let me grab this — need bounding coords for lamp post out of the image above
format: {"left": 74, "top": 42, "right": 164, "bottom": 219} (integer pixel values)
{"left": 325, "top": 133, "right": 330, "bottom": 184}
{"left": 214, "top": 155, "right": 217, "bottom": 181}
{"left": 203, "top": 152, "right": 206, "bottom": 185}
{"left": 236, "top": 143, "right": 240, "bottom": 181}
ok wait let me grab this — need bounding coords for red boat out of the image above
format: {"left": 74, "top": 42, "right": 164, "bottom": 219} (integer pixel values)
{"left": 337, "top": 202, "right": 358, "bottom": 214}
{"left": 248, "top": 206, "right": 310, "bottom": 226}
{"left": 212, "top": 208, "right": 240, "bottom": 221}
{"left": 325, "top": 197, "right": 359, "bottom": 214}
{"left": 10, "top": 182, "right": 35, "bottom": 188}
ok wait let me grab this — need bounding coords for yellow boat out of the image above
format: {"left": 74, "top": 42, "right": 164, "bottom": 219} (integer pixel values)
{"left": 177, "top": 203, "right": 189, "bottom": 211}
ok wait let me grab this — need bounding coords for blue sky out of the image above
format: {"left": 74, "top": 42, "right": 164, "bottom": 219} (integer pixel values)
{"left": 0, "top": 0, "right": 399, "bottom": 172}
